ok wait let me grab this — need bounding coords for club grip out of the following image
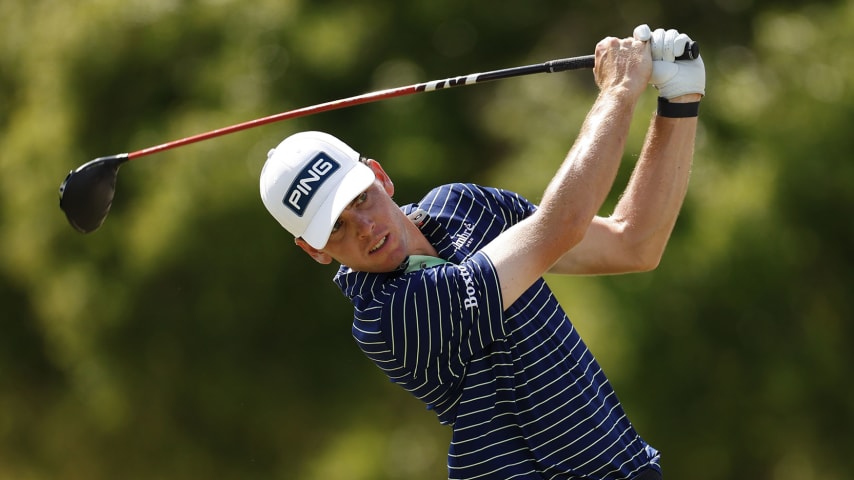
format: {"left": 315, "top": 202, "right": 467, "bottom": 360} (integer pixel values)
{"left": 547, "top": 41, "right": 700, "bottom": 72}
{"left": 547, "top": 55, "right": 595, "bottom": 71}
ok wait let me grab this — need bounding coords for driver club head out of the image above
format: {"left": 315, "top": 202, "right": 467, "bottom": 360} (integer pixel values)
{"left": 59, "top": 154, "right": 129, "bottom": 233}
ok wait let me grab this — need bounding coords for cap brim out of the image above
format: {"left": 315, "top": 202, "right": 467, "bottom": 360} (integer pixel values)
{"left": 301, "top": 162, "right": 376, "bottom": 249}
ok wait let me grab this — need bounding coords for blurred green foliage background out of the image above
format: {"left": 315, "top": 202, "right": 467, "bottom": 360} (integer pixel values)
{"left": 1, "top": 0, "right": 852, "bottom": 478}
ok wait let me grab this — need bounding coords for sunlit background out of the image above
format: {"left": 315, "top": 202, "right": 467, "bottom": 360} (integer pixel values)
{"left": 1, "top": 0, "right": 852, "bottom": 479}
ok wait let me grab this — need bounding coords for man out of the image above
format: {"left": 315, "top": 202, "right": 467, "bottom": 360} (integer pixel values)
{"left": 260, "top": 24, "right": 704, "bottom": 480}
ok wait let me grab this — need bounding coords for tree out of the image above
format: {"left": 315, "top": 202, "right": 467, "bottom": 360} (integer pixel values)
{"left": 1, "top": 1, "right": 851, "bottom": 478}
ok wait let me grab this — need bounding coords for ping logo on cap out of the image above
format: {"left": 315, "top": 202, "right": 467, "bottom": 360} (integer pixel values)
{"left": 283, "top": 153, "right": 341, "bottom": 216}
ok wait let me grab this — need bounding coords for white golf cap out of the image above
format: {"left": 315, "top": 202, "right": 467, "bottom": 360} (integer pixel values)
{"left": 260, "top": 131, "right": 376, "bottom": 249}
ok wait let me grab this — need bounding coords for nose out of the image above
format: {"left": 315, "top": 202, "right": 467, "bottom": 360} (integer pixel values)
{"left": 348, "top": 211, "right": 374, "bottom": 237}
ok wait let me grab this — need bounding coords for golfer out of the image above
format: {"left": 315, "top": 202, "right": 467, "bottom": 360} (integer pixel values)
{"left": 260, "top": 24, "right": 704, "bottom": 480}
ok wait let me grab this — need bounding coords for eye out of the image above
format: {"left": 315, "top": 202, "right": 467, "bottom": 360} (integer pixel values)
{"left": 330, "top": 191, "right": 368, "bottom": 235}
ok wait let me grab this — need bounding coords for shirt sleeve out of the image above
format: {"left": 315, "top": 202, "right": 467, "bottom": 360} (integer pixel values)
{"left": 357, "top": 250, "right": 505, "bottom": 410}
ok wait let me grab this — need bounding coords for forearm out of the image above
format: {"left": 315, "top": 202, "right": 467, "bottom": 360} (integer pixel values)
{"left": 609, "top": 93, "right": 700, "bottom": 266}
{"left": 539, "top": 88, "right": 639, "bottom": 247}
{"left": 547, "top": 96, "right": 698, "bottom": 276}
{"left": 534, "top": 34, "right": 652, "bottom": 256}
{"left": 547, "top": 26, "right": 705, "bottom": 276}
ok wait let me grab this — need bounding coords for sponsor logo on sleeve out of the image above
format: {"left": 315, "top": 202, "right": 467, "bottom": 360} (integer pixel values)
{"left": 458, "top": 264, "right": 479, "bottom": 310}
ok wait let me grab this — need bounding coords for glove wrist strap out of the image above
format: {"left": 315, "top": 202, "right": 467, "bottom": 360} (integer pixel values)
{"left": 657, "top": 97, "right": 700, "bottom": 118}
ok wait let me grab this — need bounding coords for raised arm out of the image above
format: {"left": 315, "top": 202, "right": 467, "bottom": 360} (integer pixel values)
{"left": 551, "top": 26, "right": 705, "bottom": 275}
{"left": 480, "top": 34, "right": 653, "bottom": 309}
{"left": 549, "top": 92, "right": 700, "bottom": 275}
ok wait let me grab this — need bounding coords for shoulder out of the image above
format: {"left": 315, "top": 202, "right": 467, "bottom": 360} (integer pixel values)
{"left": 419, "top": 183, "right": 537, "bottom": 218}
{"left": 421, "top": 183, "right": 533, "bottom": 206}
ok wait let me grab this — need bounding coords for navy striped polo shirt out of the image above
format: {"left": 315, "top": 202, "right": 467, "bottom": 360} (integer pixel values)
{"left": 334, "top": 183, "right": 660, "bottom": 479}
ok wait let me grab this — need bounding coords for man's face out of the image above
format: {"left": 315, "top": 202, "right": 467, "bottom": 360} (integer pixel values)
{"left": 296, "top": 160, "right": 425, "bottom": 273}
{"left": 321, "top": 181, "right": 412, "bottom": 272}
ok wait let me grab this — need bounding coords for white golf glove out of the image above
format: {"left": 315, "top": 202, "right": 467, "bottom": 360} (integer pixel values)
{"left": 633, "top": 24, "right": 705, "bottom": 99}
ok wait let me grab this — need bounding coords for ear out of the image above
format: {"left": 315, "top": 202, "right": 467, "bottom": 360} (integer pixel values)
{"left": 295, "top": 238, "right": 333, "bottom": 264}
{"left": 365, "top": 159, "right": 394, "bottom": 196}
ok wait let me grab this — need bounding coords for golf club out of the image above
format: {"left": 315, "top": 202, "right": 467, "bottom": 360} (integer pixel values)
{"left": 59, "top": 43, "right": 699, "bottom": 233}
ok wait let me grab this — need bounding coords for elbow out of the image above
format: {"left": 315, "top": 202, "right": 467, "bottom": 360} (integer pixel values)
{"left": 630, "top": 250, "right": 663, "bottom": 272}
{"left": 616, "top": 245, "right": 663, "bottom": 273}
{"left": 617, "top": 224, "right": 668, "bottom": 273}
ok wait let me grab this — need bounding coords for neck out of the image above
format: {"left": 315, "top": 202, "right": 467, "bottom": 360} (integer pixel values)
{"left": 407, "top": 222, "right": 440, "bottom": 257}
{"left": 405, "top": 208, "right": 439, "bottom": 257}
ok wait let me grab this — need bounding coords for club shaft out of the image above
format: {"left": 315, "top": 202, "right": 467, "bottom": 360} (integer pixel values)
{"left": 128, "top": 55, "right": 596, "bottom": 160}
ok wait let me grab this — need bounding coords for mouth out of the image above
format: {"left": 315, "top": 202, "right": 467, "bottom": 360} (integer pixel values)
{"left": 369, "top": 234, "right": 388, "bottom": 254}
